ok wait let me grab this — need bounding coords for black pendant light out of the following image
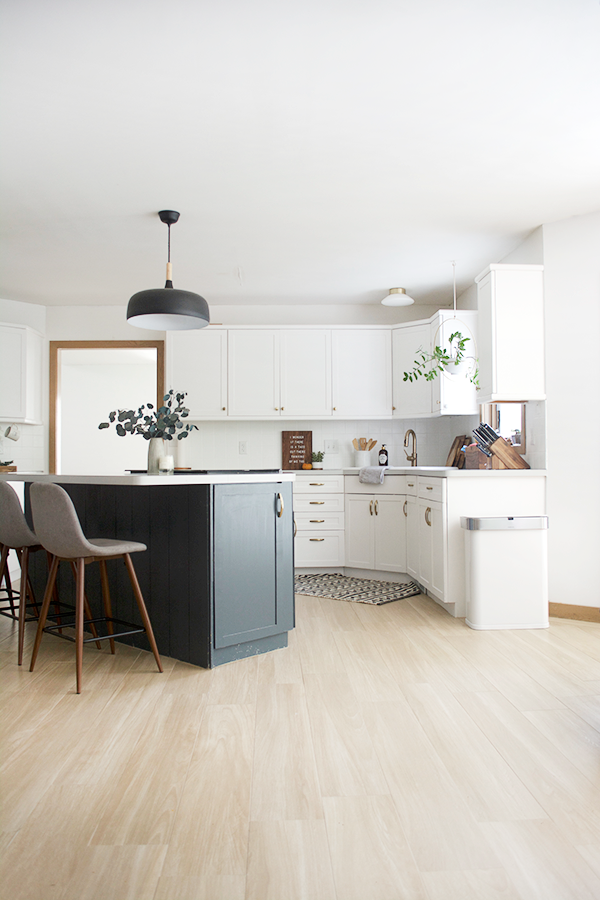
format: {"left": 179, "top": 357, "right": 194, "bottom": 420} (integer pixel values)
{"left": 126, "top": 210, "right": 210, "bottom": 330}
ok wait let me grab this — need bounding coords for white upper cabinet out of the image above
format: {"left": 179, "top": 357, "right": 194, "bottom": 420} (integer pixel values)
{"left": 430, "top": 310, "right": 479, "bottom": 416}
{"left": 332, "top": 329, "right": 392, "bottom": 418}
{"left": 166, "top": 329, "right": 228, "bottom": 417}
{"left": 280, "top": 329, "right": 332, "bottom": 416}
{"left": 0, "top": 323, "right": 43, "bottom": 424}
{"left": 392, "top": 322, "right": 431, "bottom": 417}
{"left": 227, "top": 329, "right": 280, "bottom": 416}
{"left": 475, "top": 264, "right": 545, "bottom": 402}
{"left": 392, "top": 311, "right": 478, "bottom": 417}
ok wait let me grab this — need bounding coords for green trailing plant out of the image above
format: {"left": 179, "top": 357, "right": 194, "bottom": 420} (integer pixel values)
{"left": 0, "top": 460, "right": 14, "bottom": 466}
{"left": 311, "top": 451, "right": 324, "bottom": 463}
{"left": 98, "top": 390, "right": 198, "bottom": 441}
{"left": 403, "top": 331, "right": 479, "bottom": 387}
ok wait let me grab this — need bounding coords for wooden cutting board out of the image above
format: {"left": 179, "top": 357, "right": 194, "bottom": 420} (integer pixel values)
{"left": 445, "top": 435, "right": 467, "bottom": 468}
{"left": 0, "top": 465, "right": 17, "bottom": 472}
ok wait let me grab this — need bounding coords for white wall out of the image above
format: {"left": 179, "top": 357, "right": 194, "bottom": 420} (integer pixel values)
{"left": 541, "top": 211, "right": 600, "bottom": 607}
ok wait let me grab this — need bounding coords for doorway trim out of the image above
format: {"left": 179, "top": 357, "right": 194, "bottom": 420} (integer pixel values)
{"left": 49, "top": 340, "right": 165, "bottom": 474}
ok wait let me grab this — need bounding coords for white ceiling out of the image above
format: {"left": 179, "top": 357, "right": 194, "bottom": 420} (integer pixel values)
{"left": 1, "top": 0, "right": 599, "bottom": 310}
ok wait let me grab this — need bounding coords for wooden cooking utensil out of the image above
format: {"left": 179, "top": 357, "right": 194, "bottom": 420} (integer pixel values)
{"left": 367, "top": 439, "right": 377, "bottom": 451}
{"left": 352, "top": 438, "right": 359, "bottom": 451}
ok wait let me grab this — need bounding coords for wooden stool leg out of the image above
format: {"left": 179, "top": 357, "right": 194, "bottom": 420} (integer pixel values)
{"left": 98, "top": 560, "right": 115, "bottom": 654}
{"left": 123, "top": 554, "right": 163, "bottom": 673}
{"left": 68, "top": 561, "right": 102, "bottom": 651}
{"left": 17, "top": 546, "right": 31, "bottom": 666}
{"left": 29, "top": 555, "right": 60, "bottom": 672}
{"left": 48, "top": 551, "right": 63, "bottom": 632}
{"left": 75, "top": 558, "right": 85, "bottom": 694}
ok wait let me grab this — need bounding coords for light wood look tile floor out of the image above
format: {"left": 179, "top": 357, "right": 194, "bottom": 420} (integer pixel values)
{"left": 2, "top": 592, "right": 600, "bottom": 899}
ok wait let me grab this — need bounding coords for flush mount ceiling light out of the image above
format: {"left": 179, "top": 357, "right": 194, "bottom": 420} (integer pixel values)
{"left": 381, "top": 287, "right": 415, "bottom": 307}
{"left": 126, "top": 210, "right": 210, "bottom": 331}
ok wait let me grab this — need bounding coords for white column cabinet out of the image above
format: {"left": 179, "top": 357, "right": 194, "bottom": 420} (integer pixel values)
{"left": 166, "top": 329, "right": 228, "bottom": 417}
{"left": 332, "top": 329, "right": 392, "bottom": 417}
{"left": 475, "top": 264, "right": 545, "bottom": 402}
{"left": 0, "top": 323, "right": 43, "bottom": 424}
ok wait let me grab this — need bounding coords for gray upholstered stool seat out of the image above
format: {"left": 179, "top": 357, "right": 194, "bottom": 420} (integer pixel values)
{"left": 29, "top": 482, "right": 163, "bottom": 693}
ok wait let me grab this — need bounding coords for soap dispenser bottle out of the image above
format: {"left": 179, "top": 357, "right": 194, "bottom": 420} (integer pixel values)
{"left": 378, "top": 444, "right": 388, "bottom": 466}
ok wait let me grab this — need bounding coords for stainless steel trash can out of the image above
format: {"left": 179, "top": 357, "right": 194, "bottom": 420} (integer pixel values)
{"left": 460, "top": 516, "right": 549, "bottom": 630}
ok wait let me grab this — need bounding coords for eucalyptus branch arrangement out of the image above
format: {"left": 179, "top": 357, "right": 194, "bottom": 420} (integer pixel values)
{"left": 98, "top": 390, "right": 198, "bottom": 441}
{"left": 403, "top": 331, "right": 479, "bottom": 387}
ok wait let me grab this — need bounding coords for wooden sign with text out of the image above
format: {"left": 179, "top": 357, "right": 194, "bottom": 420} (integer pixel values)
{"left": 282, "top": 431, "right": 312, "bottom": 470}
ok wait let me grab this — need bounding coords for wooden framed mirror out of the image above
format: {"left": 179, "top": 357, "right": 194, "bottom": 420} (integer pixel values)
{"left": 49, "top": 340, "right": 164, "bottom": 474}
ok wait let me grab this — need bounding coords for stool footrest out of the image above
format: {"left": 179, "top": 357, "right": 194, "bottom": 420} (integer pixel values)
{"left": 43, "top": 615, "right": 146, "bottom": 643}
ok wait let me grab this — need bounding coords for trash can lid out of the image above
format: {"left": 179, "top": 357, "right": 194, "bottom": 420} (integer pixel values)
{"left": 460, "top": 516, "right": 548, "bottom": 531}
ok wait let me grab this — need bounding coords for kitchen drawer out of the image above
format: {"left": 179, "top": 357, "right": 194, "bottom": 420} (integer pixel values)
{"left": 294, "top": 511, "right": 345, "bottom": 531}
{"left": 418, "top": 477, "right": 444, "bottom": 503}
{"left": 294, "top": 494, "right": 345, "bottom": 513}
{"left": 293, "top": 474, "right": 344, "bottom": 494}
{"left": 294, "top": 532, "right": 345, "bottom": 567}
{"left": 405, "top": 477, "right": 418, "bottom": 496}
{"left": 344, "top": 475, "right": 406, "bottom": 495}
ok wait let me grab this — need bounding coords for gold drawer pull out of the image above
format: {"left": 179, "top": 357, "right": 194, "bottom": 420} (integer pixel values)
{"left": 426, "top": 486, "right": 433, "bottom": 491}
{"left": 408, "top": 482, "right": 414, "bottom": 487}
{"left": 310, "top": 519, "right": 325, "bottom": 523}
{"left": 309, "top": 501, "right": 325, "bottom": 505}
{"left": 310, "top": 538, "right": 325, "bottom": 542}
{"left": 310, "top": 483, "right": 325, "bottom": 486}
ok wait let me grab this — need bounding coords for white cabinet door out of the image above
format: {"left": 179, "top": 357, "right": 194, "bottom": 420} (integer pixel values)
{"left": 280, "top": 330, "right": 332, "bottom": 416}
{"left": 373, "top": 495, "right": 406, "bottom": 572}
{"left": 0, "top": 324, "right": 43, "bottom": 424}
{"left": 167, "top": 329, "right": 228, "bottom": 417}
{"left": 345, "top": 494, "right": 375, "bottom": 568}
{"left": 391, "top": 323, "right": 431, "bottom": 417}
{"left": 332, "top": 330, "right": 392, "bottom": 417}
{"left": 228, "top": 330, "right": 280, "bottom": 416}
{"left": 405, "top": 495, "right": 419, "bottom": 580}
{"left": 417, "top": 496, "right": 445, "bottom": 600}
{"left": 475, "top": 264, "right": 545, "bottom": 402}
{"left": 430, "top": 311, "right": 479, "bottom": 416}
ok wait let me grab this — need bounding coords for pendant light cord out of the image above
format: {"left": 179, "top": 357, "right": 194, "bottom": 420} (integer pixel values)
{"left": 165, "top": 224, "right": 173, "bottom": 287}
{"left": 451, "top": 260, "right": 457, "bottom": 315}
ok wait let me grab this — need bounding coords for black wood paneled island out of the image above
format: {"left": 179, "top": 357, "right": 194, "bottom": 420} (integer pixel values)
{"left": 6, "top": 472, "right": 295, "bottom": 668}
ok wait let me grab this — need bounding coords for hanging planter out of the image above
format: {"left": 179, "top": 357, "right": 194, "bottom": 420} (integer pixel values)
{"left": 403, "top": 330, "right": 479, "bottom": 386}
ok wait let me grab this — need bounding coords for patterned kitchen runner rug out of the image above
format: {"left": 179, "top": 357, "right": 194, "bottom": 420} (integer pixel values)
{"left": 294, "top": 573, "right": 421, "bottom": 605}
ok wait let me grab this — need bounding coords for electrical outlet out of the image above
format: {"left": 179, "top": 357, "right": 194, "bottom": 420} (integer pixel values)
{"left": 239, "top": 441, "right": 247, "bottom": 455}
{"left": 324, "top": 440, "right": 338, "bottom": 453}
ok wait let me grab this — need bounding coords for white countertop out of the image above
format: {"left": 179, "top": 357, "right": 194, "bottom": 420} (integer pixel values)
{"left": 0, "top": 472, "right": 296, "bottom": 486}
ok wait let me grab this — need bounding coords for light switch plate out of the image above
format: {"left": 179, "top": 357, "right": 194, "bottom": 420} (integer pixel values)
{"left": 324, "top": 440, "right": 338, "bottom": 453}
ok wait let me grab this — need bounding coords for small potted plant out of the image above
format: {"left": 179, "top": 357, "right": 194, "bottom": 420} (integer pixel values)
{"left": 312, "top": 451, "right": 324, "bottom": 470}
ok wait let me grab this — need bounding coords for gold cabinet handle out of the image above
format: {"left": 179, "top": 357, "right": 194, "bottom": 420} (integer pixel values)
{"left": 277, "top": 493, "right": 284, "bottom": 518}
{"left": 310, "top": 538, "right": 325, "bottom": 542}
{"left": 293, "top": 519, "right": 297, "bottom": 537}
{"left": 310, "top": 519, "right": 325, "bottom": 523}
{"left": 403, "top": 500, "right": 407, "bottom": 517}
{"left": 275, "top": 407, "right": 279, "bottom": 411}
{"left": 309, "top": 501, "right": 325, "bottom": 505}
{"left": 369, "top": 500, "right": 373, "bottom": 516}
{"left": 310, "top": 483, "right": 325, "bottom": 486}
{"left": 425, "top": 507, "right": 431, "bottom": 526}
{"left": 426, "top": 486, "right": 433, "bottom": 491}
{"left": 333, "top": 407, "right": 337, "bottom": 411}
{"left": 222, "top": 407, "right": 226, "bottom": 411}
{"left": 374, "top": 500, "right": 378, "bottom": 515}
{"left": 281, "top": 406, "right": 284, "bottom": 411}
{"left": 408, "top": 482, "right": 414, "bottom": 487}
{"left": 392, "top": 406, "right": 396, "bottom": 410}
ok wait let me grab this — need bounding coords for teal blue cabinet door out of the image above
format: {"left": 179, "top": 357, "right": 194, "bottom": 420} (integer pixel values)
{"left": 213, "top": 482, "right": 294, "bottom": 649}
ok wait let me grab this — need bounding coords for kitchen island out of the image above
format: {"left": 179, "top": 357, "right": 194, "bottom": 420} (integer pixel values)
{"left": 4, "top": 472, "right": 295, "bottom": 668}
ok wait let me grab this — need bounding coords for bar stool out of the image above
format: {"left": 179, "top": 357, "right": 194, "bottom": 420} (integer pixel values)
{"left": 0, "top": 481, "right": 43, "bottom": 665}
{"left": 29, "top": 482, "right": 163, "bottom": 694}
{"left": 0, "top": 481, "right": 102, "bottom": 665}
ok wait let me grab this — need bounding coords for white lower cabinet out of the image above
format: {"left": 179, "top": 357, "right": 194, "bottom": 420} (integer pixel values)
{"left": 345, "top": 493, "right": 406, "bottom": 572}
{"left": 293, "top": 473, "right": 345, "bottom": 568}
{"left": 417, "top": 497, "right": 445, "bottom": 600}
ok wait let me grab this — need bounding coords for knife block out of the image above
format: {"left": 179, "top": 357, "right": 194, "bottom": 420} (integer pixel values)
{"left": 465, "top": 447, "right": 492, "bottom": 469}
